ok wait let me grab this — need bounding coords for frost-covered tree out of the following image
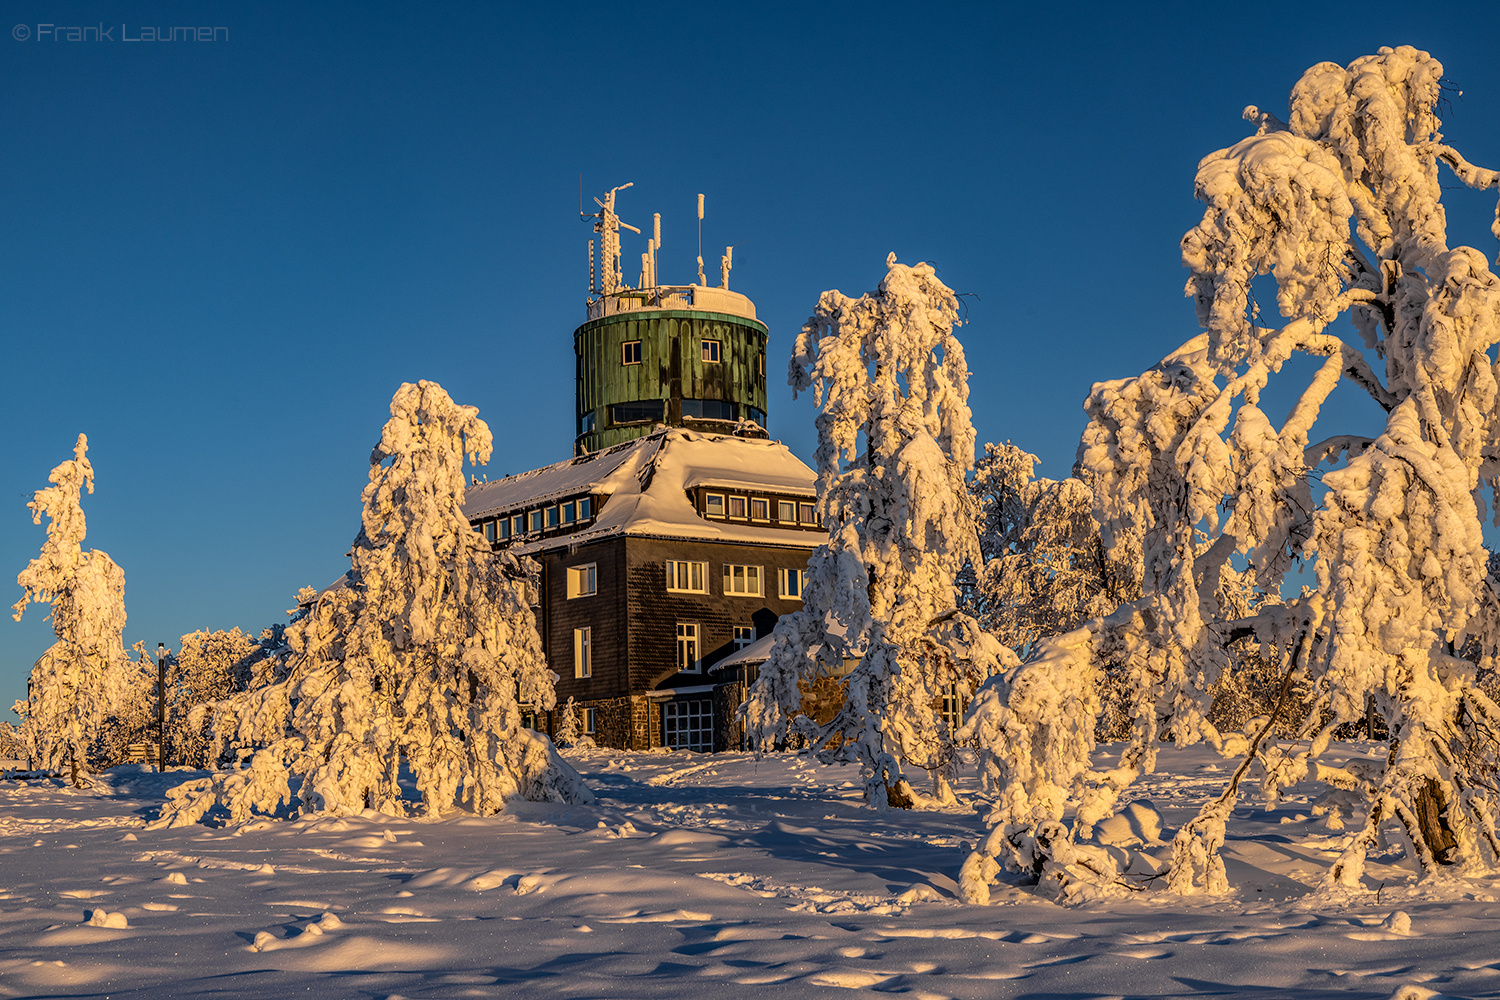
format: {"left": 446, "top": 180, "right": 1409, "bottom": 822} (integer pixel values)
{"left": 962, "top": 47, "right": 1500, "bottom": 903}
{"left": 741, "top": 255, "right": 1013, "bottom": 808}
{"left": 965, "top": 442, "right": 1133, "bottom": 659}
{"left": 159, "top": 382, "right": 590, "bottom": 826}
{"left": 168, "top": 629, "right": 258, "bottom": 766}
{"left": 0, "top": 717, "right": 26, "bottom": 764}
{"left": 12, "top": 435, "right": 132, "bottom": 786}
{"left": 90, "top": 642, "right": 160, "bottom": 768}
{"left": 554, "top": 697, "right": 582, "bottom": 749}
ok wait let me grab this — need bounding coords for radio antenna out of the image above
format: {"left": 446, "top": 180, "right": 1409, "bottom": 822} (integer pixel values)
{"left": 696, "top": 194, "right": 706, "bottom": 286}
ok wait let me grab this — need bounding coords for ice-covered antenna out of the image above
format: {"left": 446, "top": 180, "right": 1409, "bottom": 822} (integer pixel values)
{"left": 582, "top": 182, "right": 638, "bottom": 295}
{"left": 696, "top": 194, "right": 705, "bottom": 286}
{"left": 651, "top": 213, "right": 661, "bottom": 288}
{"left": 720, "top": 245, "right": 733, "bottom": 290}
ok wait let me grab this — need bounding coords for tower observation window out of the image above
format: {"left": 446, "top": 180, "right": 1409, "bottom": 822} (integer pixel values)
{"left": 681, "top": 399, "right": 736, "bottom": 421}
{"left": 701, "top": 339, "right": 721, "bottom": 363}
{"left": 621, "top": 340, "right": 642, "bottom": 365}
{"left": 611, "top": 400, "right": 664, "bottom": 425}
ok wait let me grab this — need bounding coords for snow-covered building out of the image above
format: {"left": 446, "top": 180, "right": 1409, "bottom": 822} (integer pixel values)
{"left": 463, "top": 186, "right": 824, "bottom": 751}
{"left": 464, "top": 428, "right": 822, "bottom": 750}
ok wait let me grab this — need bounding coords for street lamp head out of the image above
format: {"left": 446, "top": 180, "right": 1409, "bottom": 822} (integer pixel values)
{"left": 157, "top": 642, "right": 167, "bottom": 660}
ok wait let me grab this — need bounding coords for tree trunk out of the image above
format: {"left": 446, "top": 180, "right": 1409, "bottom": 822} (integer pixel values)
{"left": 1413, "top": 778, "right": 1459, "bottom": 865}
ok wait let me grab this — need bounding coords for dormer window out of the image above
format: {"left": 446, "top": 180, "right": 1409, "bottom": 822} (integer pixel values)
{"left": 728, "top": 496, "right": 747, "bottom": 518}
{"left": 704, "top": 493, "right": 725, "bottom": 518}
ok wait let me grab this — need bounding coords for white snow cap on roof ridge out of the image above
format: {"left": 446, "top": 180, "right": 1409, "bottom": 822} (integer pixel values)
{"left": 463, "top": 428, "right": 821, "bottom": 552}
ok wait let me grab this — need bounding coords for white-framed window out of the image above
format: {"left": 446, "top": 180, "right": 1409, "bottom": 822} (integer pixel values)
{"left": 621, "top": 340, "right": 642, "bottom": 365}
{"left": 566, "top": 563, "right": 597, "bottom": 598}
{"left": 497, "top": 518, "right": 511, "bottom": 540}
{"left": 701, "top": 339, "right": 721, "bottom": 363}
{"left": 777, "top": 500, "right": 795, "bottom": 522}
{"left": 940, "top": 685, "right": 962, "bottom": 731}
{"left": 750, "top": 498, "right": 768, "bottom": 521}
{"left": 722, "top": 564, "right": 763, "bottom": 597}
{"left": 578, "top": 496, "right": 593, "bottom": 520}
{"left": 573, "top": 626, "right": 592, "bottom": 679}
{"left": 677, "top": 622, "right": 700, "bottom": 673}
{"left": 561, "top": 501, "right": 576, "bottom": 524}
{"left": 584, "top": 707, "right": 597, "bottom": 734}
{"left": 728, "top": 496, "right": 747, "bottom": 518}
{"left": 546, "top": 506, "right": 560, "bottom": 528}
{"left": 779, "top": 567, "right": 806, "bottom": 600}
{"left": 734, "top": 626, "right": 756, "bottom": 651}
{"left": 512, "top": 514, "right": 524, "bottom": 536}
{"left": 483, "top": 520, "right": 496, "bottom": 542}
{"left": 666, "top": 560, "right": 708, "bottom": 593}
{"left": 704, "top": 493, "right": 725, "bottom": 518}
{"left": 663, "top": 699, "right": 713, "bottom": 752}
{"left": 528, "top": 510, "right": 544, "bottom": 533}
{"left": 798, "top": 503, "right": 817, "bottom": 524}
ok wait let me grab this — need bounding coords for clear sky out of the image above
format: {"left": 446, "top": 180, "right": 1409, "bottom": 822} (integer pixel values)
{"left": 5, "top": 1, "right": 1500, "bottom": 715}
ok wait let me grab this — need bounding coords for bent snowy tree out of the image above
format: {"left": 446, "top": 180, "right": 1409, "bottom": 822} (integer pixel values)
{"left": 12, "top": 434, "right": 133, "bottom": 787}
{"left": 961, "top": 47, "right": 1500, "bottom": 902}
{"left": 741, "top": 254, "right": 1012, "bottom": 808}
{"left": 159, "top": 381, "right": 590, "bottom": 826}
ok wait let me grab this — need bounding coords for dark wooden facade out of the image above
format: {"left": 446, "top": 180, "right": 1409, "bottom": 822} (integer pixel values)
{"left": 532, "top": 534, "right": 816, "bottom": 751}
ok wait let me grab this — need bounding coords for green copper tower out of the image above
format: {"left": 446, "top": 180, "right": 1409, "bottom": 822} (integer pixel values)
{"left": 574, "top": 185, "right": 769, "bottom": 456}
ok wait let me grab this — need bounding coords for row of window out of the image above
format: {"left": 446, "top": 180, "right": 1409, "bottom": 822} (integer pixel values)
{"left": 662, "top": 560, "right": 806, "bottom": 599}
{"left": 568, "top": 560, "right": 805, "bottom": 600}
{"left": 478, "top": 496, "right": 594, "bottom": 543}
{"left": 619, "top": 338, "right": 765, "bottom": 376}
{"left": 703, "top": 493, "right": 817, "bottom": 526}
{"left": 602, "top": 399, "right": 766, "bottom": 428}
{"left": 572, "top": 622, "right": 759, "bottom": 679}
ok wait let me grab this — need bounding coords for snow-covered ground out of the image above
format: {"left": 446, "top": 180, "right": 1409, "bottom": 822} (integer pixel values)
{"left": 2, "top": 745, "right": 1498, "bottom": 999}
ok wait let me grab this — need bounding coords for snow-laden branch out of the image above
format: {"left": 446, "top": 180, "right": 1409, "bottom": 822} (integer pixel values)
{"left": 962, "top": 46, "right": 1500, "bottom": 904}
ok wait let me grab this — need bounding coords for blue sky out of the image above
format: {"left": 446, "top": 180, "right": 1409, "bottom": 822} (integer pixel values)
{"left": 4, "top": 1, "right": 1500, "bottom": 714}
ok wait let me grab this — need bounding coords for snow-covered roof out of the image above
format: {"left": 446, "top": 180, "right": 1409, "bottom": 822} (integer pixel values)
{"left": 462, "top": 428, "right": 822, "bottom": 553}
{"left": 464, "top": 437, "right": 656, "bottom": 519}
{"left": 709, "top": 633, "right": 777, "bottom": 671}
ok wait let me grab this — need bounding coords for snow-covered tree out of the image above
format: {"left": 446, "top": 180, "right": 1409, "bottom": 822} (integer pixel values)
{"left": 741, "top": 254, "right": 1013, "bottom": 808}
{"left": 168, "top": 629, "right": 258, "bottom": 766}
{"left": 965, "top": 442, "right": 1133, "bottom": 658}
{"left": 12, "top": 435, "right": 132, "bottom": 786}
{"left": 160, "top": 381, "right": 590, "bottom": 826}
{"left": 89, "top": 642, "right": 160, "bottom": 768}
{"left": 554, "top": 697, "right": 582, "bottom": 748}
{"left": 0, "top": 717, "right": 26, "bottom": 764}
{"left": 961, "top": 47, "right": 1500, "bottom": 902}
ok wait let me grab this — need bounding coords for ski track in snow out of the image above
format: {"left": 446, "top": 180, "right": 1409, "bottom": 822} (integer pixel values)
{"left": 1, "top": 747, "right": 1499, "bottom": 998}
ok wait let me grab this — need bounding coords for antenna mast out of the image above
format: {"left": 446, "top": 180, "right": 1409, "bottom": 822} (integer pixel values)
{"left": 696, "top": 194, "right": 706, "bottom": 286}
{"left": 582, "top": 182, "right": 638, "bottom": 296}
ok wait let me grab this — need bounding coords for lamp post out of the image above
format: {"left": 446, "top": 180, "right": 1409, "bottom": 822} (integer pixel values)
{"left": 156, "top": 642, "right": 167, "bottom": 772}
